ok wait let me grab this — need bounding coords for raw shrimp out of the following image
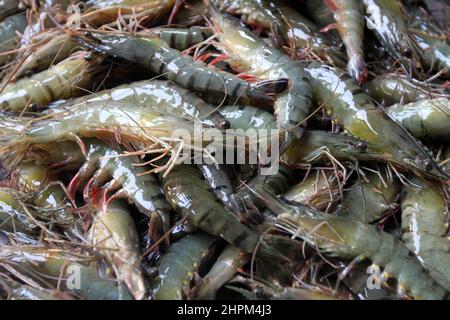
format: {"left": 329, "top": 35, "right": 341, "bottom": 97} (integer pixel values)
{"left": 258, "top": 188, "right": 448, "bottom": 299}
{"left": 153, "top": 26, "right": 213, "bottom": 51}
{"left": 89, "top": 199, "right": 147, "bottom": 300}
{"left": 0, "top": 12, "right": 27, "bottom": 67}
{"left": 198, "top": 164, "right": 240, "bottom": 214}
{"left": 67, "top": 138, "right": 172, "bottom": 247}
{"left": 190, "top": 245, "right": 248, "bottom": 300}
{"left": 210, "top": 7, "right": 313, "bottom": 148}
{"left": 150, "top": 232, "right": 214, "bottom": 299}
{"left": 362, "top": 73, "right": 448, "bottom": 106}
{"left": 386, "top": 98, "right": 450, "bottom": 141}
{"left": 281, "top": 130, "right": 385, "bottom": 165}
{"left": 401, "top": 175, "right": 450, "bottom": 291}
{"left": 74, "top": 31, "right": 287, "bottom": 107}
{"left": 362, "top": 0, "right": 421, "bottom": 61}
{"left": 0, "top": 187, "right": 36, "bottom": 234}
{"left": 0, "top": 51, "right": 108, "bottom": 112}
{"left": 407, "top": 5, "right": 450, "bottom": 76}
{"left": 76, "top": 0, "right": 175, "bottom": 27}
{"left": 343, "top": 171, "right": 400, "bottom": 223}
{"left": 219, "top": 105, "right": 276, "bottom": 131}
{"left": 323, "top": 0, "right": 367, "bottom": 83}
{"left": 0, "top": 100, "right": 208, "bottom": 179}
{"left": 0, "top": 245, "right": 133, "bottom": 299}
{"left": 161, "top": 164, "right": 290, "bottom": 260}
{"left": 304, "top": 61, "right": 446, "bottom": 180}
{"left": 284, "top": 170, "right": 340, "bottom": 212}
{"left": 52, "top": 79, "right": 229, "bottom": 128}
{"left": 14, "top": 32, "right": 81, "bottom": 79}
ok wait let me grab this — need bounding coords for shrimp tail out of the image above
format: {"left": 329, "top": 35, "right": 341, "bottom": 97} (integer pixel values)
{"left": 249, "top": 78, "right": 289, "bottom": 107}
{"left": 347, "top": 53, "right": 368, "bottom": 84}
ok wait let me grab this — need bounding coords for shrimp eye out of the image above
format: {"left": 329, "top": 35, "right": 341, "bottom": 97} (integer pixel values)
{"left": 424, "top": 160, "right": 433, "bottom": 171}
{"left": 356, "top": 142, "right": 367, "bottom": 152}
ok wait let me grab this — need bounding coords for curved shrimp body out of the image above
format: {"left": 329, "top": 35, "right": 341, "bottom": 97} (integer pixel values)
{"left": 344, "top": 171, "right": 400, "bottom": 223}
{"left": 362, "top": 73, "right": 447, "bottom": 106}
{"left": 0, "top": 52, "right": 107, "bottom": 113}
{"left": 80, "top": 0, "right": 175, "bottom": 27}
{"left": 198, "top": 164, "right": 240, "bottom": 215}
{"left": 0, "top": 0, "right": 21, "bottom": 22}
{"left": 54, "top": 79, "right": 228, "bottom": 128}
{"left": 76, "top": 32, "right": 284, "bottom": 107}
{"left": 0, "top": 187, "right": 36, "bottom": 234}
{"left": 191, "top": 245, "right": 248, "bottom": 300}
{"left": 153, "top": 26, "right": 213, "bottom": 51}
{"left": 362, "top": 0, "right": 420, "bottom": 60}
{"left": 407, "top": 6, "right": 450, "bottom": 76}
{"left": 210, "top": 9, "right": 313, "bottom": 148}
{"left": 89, "top": 199, "right": 147, "bottom": 300}
{"left": 386, "top": 98, "right": 450, "bottom": 141}
{"left": 235, "top": 164, "right": 293, "bottom": 212}
{"left": 161, "top": 164, "right": 262, "bottom": 254}
{"left": 281, "top": 130, "right": 385, "bottom": 165}
{"left": 150, "top": 231, "right": 214, "bottom": 299}
{"left": 15, "top": 163, "right": 76, "bottom": 228}
{"left": 0, "top": 100, "right": 208, "bottom": 180}
{"left": 304, "top": 62, "right": 445, "bottom": 180}
{"left": 267, "top": 195, "right": 447, "bottom": 299}
{"left": 68, "top": 139, "right": 171, "bottom": 244}
{"left": 0, "top": 12, "right": 27, "bottom": 67}
{"left": 219, "top": 105, "right": 276, "bottom": 131}
{"left": 0, "top": 245, "right": 133, "bottom": 299}
{"left": 304, "top": 0, "right": 336, "bottom": 28}
{"left": 277, "top": 6, "right": 346, "bottom": 68}
{"left": 324, "top": 0, "right": 367, "bottom": 83}
{"left": 401, "top": 176, "right": 450, "bottom": 291}
{"left": 14, "top": 32, "right": 81, "bottom": 80}
{"left": 284, "top": 171, "right": 339, "bottom": 212}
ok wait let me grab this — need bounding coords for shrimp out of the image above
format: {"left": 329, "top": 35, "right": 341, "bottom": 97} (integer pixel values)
{"left": 304, "top": 61, "right": 447, "bottom": 180}
{"left": 277, "top": 5, "right": 346, "bottom": 67}
{"left": 210, "top": 6, "right": 313, "bottom": 149}
{"left": 190, "top": 245, "right": 248, "bottom": 300}
{"left": 401, "top": 175, "right": 450, "bottom": 291}
{"left": 0, "top": 0, "right": 21, "bottom": 22}
{"left": 51, "top": 79, "right": 229, "bottom": 129}
{"left": 198, "top": 164, "right": 240, "bottom": 214}
{"left": 161, "top": 164, "right": 290, "bottom": 260}
{"left": 362, "top": 0, "right": 421, "bottom": 61}
{"left": 66, "top": 138, "right": 172, "bottom": 248}
{"left": 407, "top": 5, "right": 450, "bottom": 77}
{"left": 362, "top": 73, "right": 449, "bottom": 106}
{"left": 281, "top": 130, "right": 385, "bottom": 165}
{"left": 323, "top": 0, "right": 367, "bottom": 83}
{"left": 304, "top": 0, "right": 336, "bottom": 30}
{"left": 226, "top": 275, "right": 342, "bottom": 300}
{"left": 150, "top": 231, "right": 214, "bottom": 299}
{"left": 344, "top": 171, "right": 400, "bottom": 223}
{"left": 0, "top": 245, "right": 133, "bottom": 299}
{"left": 153, "top": 26, "right": 213, "bottom": 51}
{"left": 386, "top": 98, "right": 450, "bottom": 141}
{"left": 14, "top": 32, "right": 81, "bottom": 79}
{"left": 14, "top": 163, "right": 79, "bottom": 231}
{"left": 74, "top": 31, "right": 287, "bottom": 108}
{"left": 234, "top": 164, "right": 293, "bottom": 213}
{"left": 284, "top": 170, "right": 340, "bottom": 212}
{"left": 0, "top": 12, "right": 27, "bottom": 67}
{"left": 0, "top": 51, "right": 108, "bottom": 113}
{"left": 0, "top": 187, "right": 37, "bottom": 235}
{"left": 258, "top": 188, "right": 448, "bottom": 299}
{"left": 74, "top": 0, "right": 175, "bottom": 27}
{"left": 219, "top": 105, "right": 276, "bottom": 131}
{"left": 0, "top": 100, "right": 208, "bottom": 179}
{"left": 89, "top": 199, "right": 147, "bottom": 300}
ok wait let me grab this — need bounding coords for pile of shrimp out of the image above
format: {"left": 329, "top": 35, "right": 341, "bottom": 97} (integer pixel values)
{"left": 0, "top": 0, "right": 448, "bottom": 300}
